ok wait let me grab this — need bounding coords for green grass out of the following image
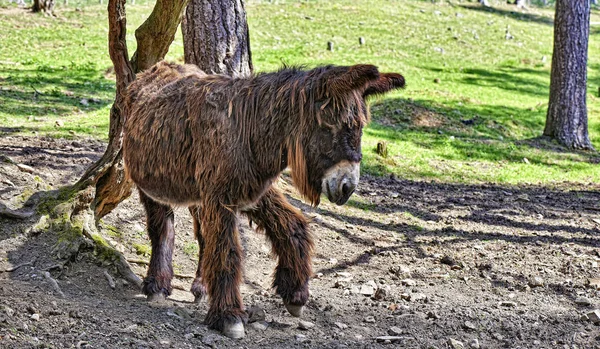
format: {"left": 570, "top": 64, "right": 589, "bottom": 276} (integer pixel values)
{"left": 1, "top": 0, "right": 600, "bottom": 184}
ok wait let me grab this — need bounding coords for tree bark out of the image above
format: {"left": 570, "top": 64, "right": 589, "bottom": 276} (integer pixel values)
{"left": 32, "top": 0, "right": 55, "bottom": 14}
{"left": 130, "top": 0, "right": 190, "bottom": 72}
{"left": 33, "top": 0, "right": 189, "bottom": 282}
{"left": 77, "top": 0, "right": 189, "bottom": 221}
{"left": 543, "top": 0, "right": 593, "bottom": 150}
{"left": 182, "top": 0, "right": 253, "bottom": 76}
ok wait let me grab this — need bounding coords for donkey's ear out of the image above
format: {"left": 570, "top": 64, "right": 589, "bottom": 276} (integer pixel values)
{"left": 328, "top": 64, "right": 380, "bottom": 95}
{"left": 363, "top": 73, "right": 405, "bottom": 97}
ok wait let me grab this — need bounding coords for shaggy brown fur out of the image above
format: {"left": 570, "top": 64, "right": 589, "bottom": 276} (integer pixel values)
{"left": 123, "top": 61, "right": 404, "bottom": 332}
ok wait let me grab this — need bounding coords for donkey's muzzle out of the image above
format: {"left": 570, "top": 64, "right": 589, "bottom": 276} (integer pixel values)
{"left": 322, "top": 161, "right": 360, "bottom": 206}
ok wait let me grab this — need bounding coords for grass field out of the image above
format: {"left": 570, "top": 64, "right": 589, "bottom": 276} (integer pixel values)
{"left": 1, "top": 0, "right": 600, "bottom": 184}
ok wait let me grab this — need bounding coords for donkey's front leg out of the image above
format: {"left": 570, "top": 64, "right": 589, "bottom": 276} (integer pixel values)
{"left": 139, "top": 190, "right": 175, "bottom": 301}
{"left": 200, "top": 199, "right": 247, "bottom": 339}
{"left": 244, "top": 187, "right": 314, "bottom": 317}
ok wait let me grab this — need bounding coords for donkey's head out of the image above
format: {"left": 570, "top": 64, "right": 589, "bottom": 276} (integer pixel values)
{"left": 288, "top": 64, "right": 405, "bottom": 206}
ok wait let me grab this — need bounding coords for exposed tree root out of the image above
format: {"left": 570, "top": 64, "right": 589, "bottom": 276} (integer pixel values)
{"left": 0, "top": 202, "right": 35, "bottom": 219}
{"left": 1, "top": 260, "right": 34, "bottom": 273}
{"left": 103, "top": 269, "right": 116, "bottom": 289}
{"left": 44, "top": 271, "right": 65, "bottom": 298}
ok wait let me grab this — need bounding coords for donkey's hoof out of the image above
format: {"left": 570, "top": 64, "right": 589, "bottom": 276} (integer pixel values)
{"left": 222, "top": 321, "right": 245, "bottom": 339}
{"left": 147, "top": 293, "right": 166, "bottom": 303}
{"left": 285, "top": 304, "right": 305, "bottom": 317}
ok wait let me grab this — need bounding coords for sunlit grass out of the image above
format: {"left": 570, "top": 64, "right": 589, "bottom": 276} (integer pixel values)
{"left": 1, "top": 0, "right": 599, "bottom": 184}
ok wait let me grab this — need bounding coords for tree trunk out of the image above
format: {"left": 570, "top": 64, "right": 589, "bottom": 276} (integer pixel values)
{"left": 80, "top": 0, "right": 189, "bottom": 221}
{"left": 29, "top": 0, "right": 189, "bottom": 286}
{"left": 182, "top": 0, "right": 253, "bottom": 76}
{"left": 543, "top": 0, "right": 593, "bottom": 150}
{"left": 32, "top": 0, "right": 55, "bottom": 14}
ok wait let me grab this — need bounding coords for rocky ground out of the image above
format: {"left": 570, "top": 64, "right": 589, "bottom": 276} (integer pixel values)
{"left": 1, "top": 135, "right": 600, "bottom": 349}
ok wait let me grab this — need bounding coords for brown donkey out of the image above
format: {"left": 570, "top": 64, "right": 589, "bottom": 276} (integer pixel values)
{"left": 123, "top": 61, "right": 405, "bottom": 338}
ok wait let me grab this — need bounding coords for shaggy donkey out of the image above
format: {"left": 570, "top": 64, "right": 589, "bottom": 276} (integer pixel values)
{"left": 123, "top": 61, "right": 405, "bottom": 338}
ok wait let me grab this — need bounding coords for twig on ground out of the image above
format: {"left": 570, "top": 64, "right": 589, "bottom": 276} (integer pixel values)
{"left": 127, "top": 258, "right": 149, "bottom": 265}
{"left": 1, "top": 261, "right": 33, "bottom": 273}
{"left": 172, "top": 284, "right": 187, "bottom": 291}
{"left": 103, "top": 269, "right": 116, "bottom": 289}
{"left": 174, "top": 273, "right": 195, "bottom": 279}
{"left": 44, "top": 271, "right": 65, "bottom": 298}
{"left": 30, "top": 84, "right": 42, "bottom": 98}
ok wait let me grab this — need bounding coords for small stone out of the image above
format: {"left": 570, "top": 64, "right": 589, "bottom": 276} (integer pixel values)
{"left": 184, "top": 333, "right": 194, "bottom": 340}
{"left": 247, "top": 306, "right": 266, "bottom": 323}
{"left": 388, "top": 326, "right": 403, "bottom": 336}
{"left": 249, "top": 321, "right": 269, "bottom": 331}
{"left": 499, "top": 301, "right": 516, "bottom": 307}
{"left": 17, "top": 163, "right": 35, "bottom": 173}
{"left": 69, "top": 310, "right": 83, "bottom": 319}
{"left": 440, "top": 255, "right": 456, "bottom": 266}
{"left": 401, "top": 279, "right": 416, "bottom": 286}
{"left": 373, "top": 288, "right": 387, "bottom": 300}
{"left": 359, "top": 284, "right": 375, "bottom": 296}
{"left": 586, "top": 310, "right": 600, "bottom": 324}
{"left": 448, "top": 338, "right": 464, "bottom": 349}
{"left": 295, "top": 334, "right": 307, "bottom": 342}
{"left": 412, "top": 293, "right": 428, "bottom": 302}
{"left": 79, "top": 99, "right": 89, "bottom": 106}
{"left": 298, "top": 320, "right": 314, "bottom": 330}
{"left": 334, "top": 322, "right": 348, "bottom": 329}
{"left": 327, "top": 41, "right": 334, "bottom": 52}
{"left": 173, "top": 307, "right": 192, "bottom": 320}
{"left": 463, "top": 321, "right": 477, "bottom": 330}
{"left": 3, "top": 307, "right": 15, "bottom": 317}
{"left": 433, "top": 78, "right": 441, "bottom": 84}
{"left": 335, "top": 280, "right": 349, "bottom": 288}
{"left": 529, "top": 276, "right": 544, "bottom": 288}
{"left": 335, "top": 272, "right": 352, "bottom": 278}
{"left": 202, "top": 334, "right": 224, "bottom": 346}
{"left": 30, "top": 313, "right": 40, "bottom": 321}
{"left": 426, "top": 311, "right": 439, "bottom": 320}
{"left": 575, "top": 297, "right": 592, "bottom": 306}
{"left": 364, "top": 316, "right": 376, "bottom": 323}
{"left": 359, "top": 37, "right": 365, "bottom": 45}
{"left": 376, "top": 336, "right": 405, "bottom": 343}
{"left": 469, "top": 338, "right": 480, "bottom": 349}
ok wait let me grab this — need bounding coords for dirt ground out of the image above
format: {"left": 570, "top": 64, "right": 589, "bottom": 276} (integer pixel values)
{"left": 1, "top": 135, "right": 600, "bottom": 349}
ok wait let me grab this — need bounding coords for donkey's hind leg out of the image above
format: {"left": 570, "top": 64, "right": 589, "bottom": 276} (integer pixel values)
{"left": 139, "top": 190, "right": 175, "bottom": 301}
{"left": 244, "top": 186, "right": 314, "bottom": 317}
{"left": 188, "top": 205, "right": 207, "bottom": 302}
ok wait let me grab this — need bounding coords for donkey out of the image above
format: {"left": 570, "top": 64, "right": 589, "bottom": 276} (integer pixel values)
{"left": 123, "top": 61, "right": 405, "bottom": 338}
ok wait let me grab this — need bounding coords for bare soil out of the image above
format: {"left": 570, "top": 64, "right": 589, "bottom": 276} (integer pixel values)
{"left": 1, "top": 135, "right": 600, "bottom": 349}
